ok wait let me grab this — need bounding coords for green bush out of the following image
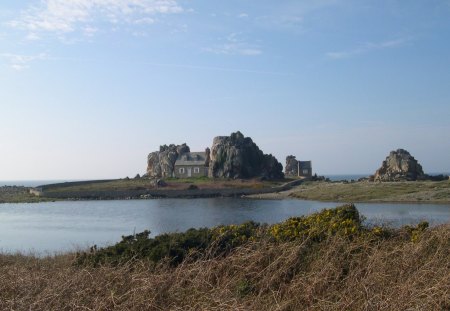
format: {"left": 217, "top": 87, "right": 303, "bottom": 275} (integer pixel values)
{"left": 77, "top": 228, "right": 213, "bottom": 266}
{"left": 211, "top": 221, "right": 260, "bottom": 252}
{"left": 270, "top": 204, "right": 362, "bottom": 242}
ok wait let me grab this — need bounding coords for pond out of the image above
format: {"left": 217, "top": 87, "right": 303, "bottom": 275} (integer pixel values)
{"left": 0, "top": 198, "right": 449, "bottom": 254}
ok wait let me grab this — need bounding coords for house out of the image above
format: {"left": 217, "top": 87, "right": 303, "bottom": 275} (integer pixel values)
{"left": 174, "top": 151, "right": 209, "bottom": 178}
{"left": 298, "top": 161, "right": 312, "bottom": 178}
{"left": 285, "top": 156, "right": 313, "bottom": 178}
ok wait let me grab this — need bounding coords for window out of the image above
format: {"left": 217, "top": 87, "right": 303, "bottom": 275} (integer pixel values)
{"left": 194, "top": 167, "right": 200, "bottom": 174}
{"left": 303, "top": 169, "right": 309, "bottom": 175}
{"left": 179, "top": 168, "right": 185, "bottom": 174}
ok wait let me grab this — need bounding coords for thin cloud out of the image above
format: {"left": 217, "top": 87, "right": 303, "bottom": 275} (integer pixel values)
{"left": 133, "top": 17, "right": 156, "bottom": 25}
{"left": 204, "top": 33, "right": 262, "bottom": 56}
{"left": 326, "top": 37, "right": 412, "bottom": 59}
{"left": 45, "top": 55, "right": 291, "bottom": 75}
{"left": 9, "top": 0, "right": 183, "bottom": 39}
{"left": 1, "top": 52, "right": 47, "bottom": 71}
{"left": 83, "top": 26, "right": 98, "bottom": 37}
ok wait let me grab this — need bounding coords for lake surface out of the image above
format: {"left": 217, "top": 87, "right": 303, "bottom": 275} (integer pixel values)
{"left": 0, "top": 198, "right": 449, "bottom": 254}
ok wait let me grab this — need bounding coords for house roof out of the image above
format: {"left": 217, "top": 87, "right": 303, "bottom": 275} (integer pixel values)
{"left": 298, "top": 161, "right": 312, "bottom": 169}
{"left": 175, "top": 152, "right": 207, "bottom": 166}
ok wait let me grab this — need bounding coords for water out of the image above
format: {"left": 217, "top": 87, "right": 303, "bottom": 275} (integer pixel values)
{"left": 0, "top": 180, "right": 80, "bottom": 187}
{"left": 325, "top": 174, "right": 369, "bottom": 181}
{"left": 325, "top": 173, "right": 450, "bottom": 182}
{"left": 0, "top": 198, "right": 449, "bottom": 254}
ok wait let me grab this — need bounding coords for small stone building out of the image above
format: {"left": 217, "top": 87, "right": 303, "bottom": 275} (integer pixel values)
{"left": 298, "top": 161, "right": 312, "bottom": 177}
{"left": 285, "top": 156, "right": 313, "bottom": 178}
{"left": 174, "top": 152, "right": 209, "bottom": 178}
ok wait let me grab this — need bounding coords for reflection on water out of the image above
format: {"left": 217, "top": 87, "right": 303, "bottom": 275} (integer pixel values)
{"left": 0, "top": 198, "right": 449, "bottom": 254}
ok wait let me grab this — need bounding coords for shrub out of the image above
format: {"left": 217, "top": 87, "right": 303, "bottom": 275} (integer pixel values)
{"left": 270, "top": 204, "right": 361, "bottom": 242}
{"left": 77, "top": 228, "right": 213, "bottom": 266}
{"left": 403, "top": 221, "right": 429, "bottom": 242}
{"left": 211, "top": 221, "right": 260, "bottom": 253}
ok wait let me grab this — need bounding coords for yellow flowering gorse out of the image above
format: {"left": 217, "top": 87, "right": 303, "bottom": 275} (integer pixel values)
{"left": 270, "top": 204, "right": 361, "bottom": 241}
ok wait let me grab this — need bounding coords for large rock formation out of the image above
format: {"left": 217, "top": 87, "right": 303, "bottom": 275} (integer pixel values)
{"left": 373, "top": 149, "right": 425, "bottom": 181}
{"left": 146, "top": 143, "right": 190, "bottom": 178}
{"left": 208, "top": 131, "right": 284, "bottom": 180}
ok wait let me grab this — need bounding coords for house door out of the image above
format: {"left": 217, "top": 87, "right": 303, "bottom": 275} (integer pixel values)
{"left": 187, "top": 167, "right": 192, "bottom": 177}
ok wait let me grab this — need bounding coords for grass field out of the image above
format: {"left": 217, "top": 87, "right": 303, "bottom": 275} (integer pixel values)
{"left": 0, "top": 186, "right": 54, "bottom": 203}
{"left": 40, "top": 177, "right": 286, "bottom": 193}
{"left": 290, "top": 180, "right": 450, "bottom": 203}
{"left": 0, "top": 177, "right": 288, "bottom": 203}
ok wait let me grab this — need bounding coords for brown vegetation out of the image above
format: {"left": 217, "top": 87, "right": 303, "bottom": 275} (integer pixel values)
{"left": 1, "top": 213, "right": 449, "bottom": 310}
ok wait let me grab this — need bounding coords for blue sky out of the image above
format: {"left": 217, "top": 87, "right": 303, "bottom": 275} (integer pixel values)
{"left": 1, "top": 0, "right": 450, "bottom": 179}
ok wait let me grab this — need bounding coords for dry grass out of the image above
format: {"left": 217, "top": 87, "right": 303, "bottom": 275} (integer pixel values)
{"left": 290, "top": 180, "right": 450, "bottom": 203}
{"left": 1, "top": 225, "right": 449, "bottom": 310}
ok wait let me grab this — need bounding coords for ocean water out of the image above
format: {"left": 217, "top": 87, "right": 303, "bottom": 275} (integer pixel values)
{"left": 325, "top": 174, "right": 369, "bottom": 181}
{"left": 0, "top": 180, "right": 81, "bottom": 187}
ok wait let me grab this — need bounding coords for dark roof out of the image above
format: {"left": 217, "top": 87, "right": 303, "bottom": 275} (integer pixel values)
{"left": 298, "top": 161, "right": 312, "bottom": 169}
{"left": 175, "top": 152, "right": 207, "bottom": 166}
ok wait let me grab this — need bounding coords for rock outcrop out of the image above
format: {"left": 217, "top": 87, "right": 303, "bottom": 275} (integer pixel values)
{"left": 146, "top": 143, "right": 190, "bottom": 178}
{"left": 208, "top": 131, "right": 284, "bottom": 180}
{"left": 373, "top": 149, "right": 425, "bottom": 181}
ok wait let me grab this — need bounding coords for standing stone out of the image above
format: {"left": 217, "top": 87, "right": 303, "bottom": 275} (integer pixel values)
{"left": 205, "top": 147, "right": 211, "bottom": 167}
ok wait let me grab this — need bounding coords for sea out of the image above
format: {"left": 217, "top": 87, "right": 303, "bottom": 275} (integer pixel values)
{"left": 324, "top": 174, "right": 369, "bottom": 181}
{"left": 0, "top": 180, "right": 81, "bottom": 187}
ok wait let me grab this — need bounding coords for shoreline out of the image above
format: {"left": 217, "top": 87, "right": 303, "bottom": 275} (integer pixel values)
{"left": 2, "top": 179, "right": 450, "bottom": 205}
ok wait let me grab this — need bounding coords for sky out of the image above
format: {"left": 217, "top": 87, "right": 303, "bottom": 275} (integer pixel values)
{"left": 1, "top": 0, "right": 450, "bottom": 180}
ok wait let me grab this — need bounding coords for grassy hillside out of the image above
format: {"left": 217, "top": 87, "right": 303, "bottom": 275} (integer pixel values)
{"left": 1, "top": 205, "right": 448, "bottom": 310}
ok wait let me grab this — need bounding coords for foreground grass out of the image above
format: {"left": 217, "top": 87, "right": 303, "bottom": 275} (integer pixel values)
{"left": 290, "top": 180, "right": 450, "bottom": 203}
{"left": 1, "top": 205, "right": 449, "bottom": 310}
